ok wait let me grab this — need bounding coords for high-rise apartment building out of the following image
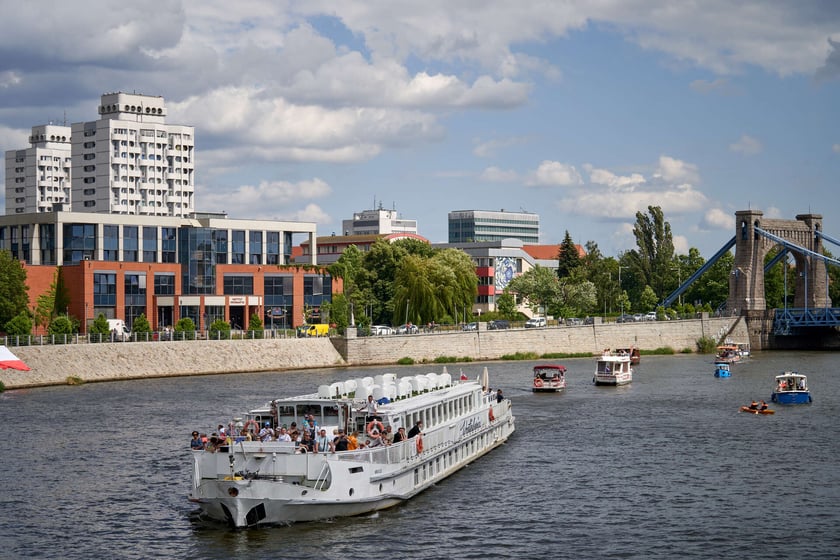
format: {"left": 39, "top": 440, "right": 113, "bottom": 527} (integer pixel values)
{"left": 448, "top": 209, "right": 540, "bottom": 243}
{"left": 70, "top": 92, "right": 195, "bottom": 216}
{"left": 4, "top": 124, "right": 72, "bottom": 214}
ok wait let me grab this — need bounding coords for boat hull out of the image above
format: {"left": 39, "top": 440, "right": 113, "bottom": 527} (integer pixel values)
{"left": 714, "top": 369, "right": 731, "bottom": 378}
{"left": 532, "top": 387, "right": 564, "bottom": 393}
{"left": 771, "top": 391, "right": 812, "bottom": 405}
{"left": 593, "top": 374, "right": 632, "bottom": 386}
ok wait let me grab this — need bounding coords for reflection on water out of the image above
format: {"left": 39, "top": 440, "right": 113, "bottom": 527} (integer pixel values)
{"left": 2, "top": 351, "right": 840, "bottom": 559}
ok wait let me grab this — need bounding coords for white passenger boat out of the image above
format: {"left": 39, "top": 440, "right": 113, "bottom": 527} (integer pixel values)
{"left": 593, "top": 350, "right": 633, "bottom": 386}
{"left": 188, "top": 369, "right": 515, "bottom": 528}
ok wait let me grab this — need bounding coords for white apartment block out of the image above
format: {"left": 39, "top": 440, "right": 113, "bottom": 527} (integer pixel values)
{"left": 70, "top": 92, "right": 195, "bottom": 217}
{"left": 4, "top": 124, "right": 72, "bottom": 214}
{"left": 341, "top": 203, "right": 418, "bottom": 236}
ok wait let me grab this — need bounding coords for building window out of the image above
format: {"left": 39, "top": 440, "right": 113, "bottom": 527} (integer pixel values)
{"left": 62, "top": 223, "right": 96, "bottom": 262}
{"left": 214, "top": 229, "right": 228, "bottom": 264}
{"left": 223, "top": 274, "right": 254, "bottom": 295}
{"left": 103, "top": 225, "right": 119, "bottom": 261}
{"left": 161, "top": 227, "right": 177, "bottom": 263}
{"left": 123, "top": 226, "right": 139, "bottom": 262}
{"left": 231, "top": 230, "right": 245, "bottom": 264}
{"left": 124, "top": 273, "right": 147, "bottom": 327}
{"left": 266, "top": 231, "right": 280, "bottom": 265}
{"left": 143, "top": 226, "right": 157, "bottom": 262}
{"left": 154, "top": 273, "right": 175, "bottom": 295}
{"left": 93, "top": 272, "right": 117, "bottom": 306}
{"left": 249, "top": 231, "right": 262, "bottom": 265}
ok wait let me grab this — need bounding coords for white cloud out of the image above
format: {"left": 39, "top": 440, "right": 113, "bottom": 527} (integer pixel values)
{"left": 198, "top": 178, "right": 332, "bottom": 219}
{"left": 730, "top": 134, "right": 763, "bottom": 155}
{"left": 586, "top": 166, "right": 647, "bottom": 190}
{"left": 563, "top": 184, "right": 708, "bottom": 220}
{"left": 699, "top": 208, "right": 734, "bottom": 231}
{"left": 672, "top": 234, "right": 689, "bottom": 255}
{"left": 473, "top": 136, "right": 528, "bottom": 157}
{"left": 653, "top": 155, "right": 699, "bottom": 184}
{"left": 480, "top": 166, "right": 519, "bottom": 182}
{"left": 526, "top": 160, "right": 583, "bottom": 187}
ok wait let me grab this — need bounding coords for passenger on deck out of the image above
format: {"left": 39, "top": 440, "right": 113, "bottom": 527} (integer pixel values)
{"left": 359, "top": 394, "right": 380, "bottom": 422}
{"left": 316, "top": 428, "right": 333, "bottom": 453}
{"left": 407, "top": 420, "right": 423, "bottom": 439}
{"left": 392, "top": 426, "right": 406, "bottom": 444}
{"left": 367, "top": 429, "right": 383, "bottom": 448}
{"left": 344, "top": 430, "right": 358, "bottom": 450}
{"left": 382, "top": 425, "right": 393, "bottom": 445}
{"left": 300, "top": 430, "right": 315, "bottom": 453}
{"left": 288, "top": 422, "right": 300, "bottom": 441}
{"left": 191, "top": 431, "right": 204, "bottom": 450}
{"left": 496, "top": 389, "right": 504, "bottom": 403}
{"left": 205, "top": 434, "right": 219, "bottom": 452}
{"left": 259, "top": 423, "right": 274, "bottom": 442}
{"left": 333, "top": 429, "right": 350, "bottom": 452}
{"left": 276, "top": 427, "right": 292, "bottom": 442}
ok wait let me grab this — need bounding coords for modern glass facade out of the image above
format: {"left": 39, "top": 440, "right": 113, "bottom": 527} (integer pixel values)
{"left": 179, "top": 227, "right": 216, "bottom": 294}
{"left": 448, "top": 210, "right": 540, "bottom": 243}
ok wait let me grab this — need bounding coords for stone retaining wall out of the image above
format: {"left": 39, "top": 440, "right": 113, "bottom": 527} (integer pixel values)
{"left": 1, "top": 316, "right": 745, "bottom": 390}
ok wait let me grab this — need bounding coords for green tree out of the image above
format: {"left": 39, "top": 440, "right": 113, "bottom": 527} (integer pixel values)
{"left": 54, "top": 267, "right": 70, "bottom": 316}
{"left": 4, "top": 312, "right": 32, "bottom": 338}
{"left": 89, "top": 313, "right": 110, "bottom": 343}
{"left": 0, "top": 250, "right": 29, "bottom": 328}
{"left": 249, "top": 312, "right": 264, "bottom": 339}
{"left": 496, "top": 292, "right": 517, "bottom": 318}
{"left": 209, "top": 319, "right": 231, "bottom": 340}
{"left": 640, "top": 285, "right": 658, "bottom": 312}
{"left": 557, "top": 230, "right": 583, "bottom": 279}
{"left": 328, "top": 245, "right": 375, "bottom": 326}
{"left": 174, "top": 317, "right": 196, "bottom": 340}
{"left": 132, "top": 313, "right": 152, "bottom": 341}
{"left": 626, "top": 206, "right": 676, "bottom": 302}
{"left": 47, "top": 315, "right": 75, "bottom": 344}
{"left": 506, "top": 265, "right": 561, "bottom": 318}
{"left": 33, "top": 270, "right": 58, "bottom": 331}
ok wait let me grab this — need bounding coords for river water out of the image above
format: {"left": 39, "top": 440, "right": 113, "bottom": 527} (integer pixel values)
{"left": 1, "top": 351, "right": 839, "bottom": 559}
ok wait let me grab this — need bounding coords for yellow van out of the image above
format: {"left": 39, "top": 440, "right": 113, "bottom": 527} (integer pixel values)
{"left": 296, "top": 324, "right": 330, "bottom": 337}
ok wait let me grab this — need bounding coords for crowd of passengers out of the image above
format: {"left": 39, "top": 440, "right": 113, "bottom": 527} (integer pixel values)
{"left": 190, "top": 413, "right": 423, "bottom": 454}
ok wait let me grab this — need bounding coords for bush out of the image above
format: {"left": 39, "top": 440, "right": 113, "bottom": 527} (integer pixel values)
{"left": 47, "top": 315, "right": 75, "bottom": 344}
{"left": 174, "top": 317, "right": 196, "bottom": 340}
{"left": 696, "top": 336, "right": 717, "bottom": 353}
{"left": 209, "top": 319, "right": 231, "bottom": 340}
{"left": 397, "top": 357, "right": 415, "bottom": 365}
{"left": 89, "top": 314, "right": 110, "bottom": 343}
{"left": 4, "top": 312, "right": 32, "bottom": 338}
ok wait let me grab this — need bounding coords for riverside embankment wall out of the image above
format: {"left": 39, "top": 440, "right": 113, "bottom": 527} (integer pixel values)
{"left": 2, "top": 316, "right": 746, "bottom": 390}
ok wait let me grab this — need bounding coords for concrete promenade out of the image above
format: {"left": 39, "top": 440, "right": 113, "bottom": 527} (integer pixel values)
{"left": 1, "top": 316, "right": 746, "bottom": 390}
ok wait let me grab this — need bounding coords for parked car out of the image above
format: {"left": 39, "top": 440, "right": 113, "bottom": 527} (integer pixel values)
{"left": 633, "top": 314, "right": 644, "bottom": 322}
{"left": 644, "top": 311, "right": 657, "bottom": 321}
{"left": 461, "top": 322, "right": 478, "bottom": 331}
{"left": 583, "top": 317, "right": 595, "bottom": 325}
{"left": 488, "top": 319, "right": 510, "bottom": 330}
{"left": 565, "top": 317, "right": 582, "bottom": 326}
{"left": 396, "top": 323, "right": 419, "bottom": 334}
{"left": 616, "top": 314, "right": 635, "bottom": 323}
{"left": 371, "top": 325, "right": 394, "bottom": 336}
{"left": 525, "top": 317, "right": 547, "bottom": 328}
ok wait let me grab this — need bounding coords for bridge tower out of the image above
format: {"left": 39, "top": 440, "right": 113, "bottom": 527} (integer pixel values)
{"left": 730, "top": 210, "right": 830, "bottom": 313}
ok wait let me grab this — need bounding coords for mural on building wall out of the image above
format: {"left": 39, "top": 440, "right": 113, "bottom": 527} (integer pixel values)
{"left": 495, "top": 256, "right": 516, "bottom": 291}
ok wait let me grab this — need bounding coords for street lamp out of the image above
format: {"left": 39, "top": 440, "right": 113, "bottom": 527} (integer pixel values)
{"left": 405, "top": 299, "right": 410, "bottom": 326}
{"left": 618, "top": 266, "right": 628, "bottom": 316}
{"left": 671, "top": 266, "right": 682, "bottom": 306}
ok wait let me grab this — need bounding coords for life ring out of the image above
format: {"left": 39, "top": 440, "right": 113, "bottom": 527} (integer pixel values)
{"left": 243, "top": 420, "right": 260, "bottom": 435}
{"left": 488, "top": 408, "right": 495, "bottom": 422}
{"left": 534, "top": 378, "right": 544, "bottom": 388}
{"left": 366, "top": 419, "right": 384, "bottom": 436}
{"left": 416, "top": 435, "right": 424, "bottom": 454}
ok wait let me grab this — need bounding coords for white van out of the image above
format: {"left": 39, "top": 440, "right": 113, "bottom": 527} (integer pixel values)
{"left": 107, "top": 319, "right": 132, "bottom": 342}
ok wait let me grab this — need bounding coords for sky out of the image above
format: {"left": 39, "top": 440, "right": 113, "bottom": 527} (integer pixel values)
{"left": 1, "top": 1, "right": 839, "bottom": 259}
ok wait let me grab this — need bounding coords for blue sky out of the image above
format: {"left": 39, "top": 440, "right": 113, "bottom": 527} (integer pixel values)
{"left": 1, "top": 1, "right": 839, "bottom": 258}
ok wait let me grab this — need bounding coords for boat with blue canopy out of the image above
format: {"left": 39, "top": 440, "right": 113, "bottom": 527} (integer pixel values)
{"left": 714, "top": 361, "right": 731, "bottom": 378}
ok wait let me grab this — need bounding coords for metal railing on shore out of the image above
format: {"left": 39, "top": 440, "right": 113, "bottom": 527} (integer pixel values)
{"left": 1, "top": 328, "right": 296, "bottom": 347}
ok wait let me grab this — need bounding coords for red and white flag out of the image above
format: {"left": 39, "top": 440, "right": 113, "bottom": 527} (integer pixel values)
{"left": 460, "top": 370, "right": 468, "bottom": 381}
{"left": 0, "top": 346, "right": 30, "bottom": 371}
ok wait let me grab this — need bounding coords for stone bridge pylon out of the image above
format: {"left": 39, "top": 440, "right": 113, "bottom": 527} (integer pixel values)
{"left": 729, "top": 210, "right": 830, "bottom": 313}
